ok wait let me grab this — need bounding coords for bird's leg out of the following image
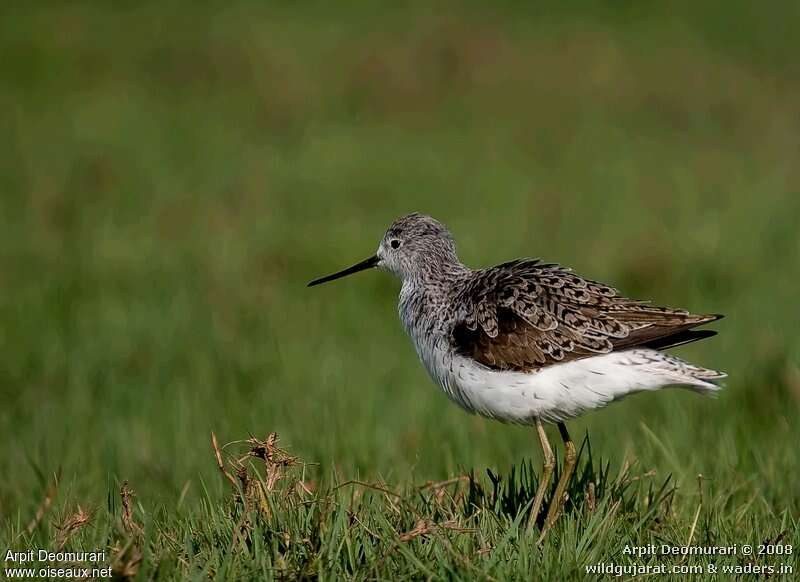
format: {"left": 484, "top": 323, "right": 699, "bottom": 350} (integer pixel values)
{"left": 526, "top": 418, "right": 555, "bottom": 531}
{"left": 539, "top": 422, "right": 577, "bottom": 541}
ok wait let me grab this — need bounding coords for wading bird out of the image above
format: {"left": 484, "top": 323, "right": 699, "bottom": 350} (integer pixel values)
{"left": 308, "top": 213, "right": 724, "bottom": 538}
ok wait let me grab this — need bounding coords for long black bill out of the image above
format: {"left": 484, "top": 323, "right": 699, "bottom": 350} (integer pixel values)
{"left": 307, "top": 255, "right": 380, "bottom": 287}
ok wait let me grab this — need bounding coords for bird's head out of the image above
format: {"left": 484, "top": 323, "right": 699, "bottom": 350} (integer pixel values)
{"left": 307, "top": 213, "right": 460, "bottom": 287}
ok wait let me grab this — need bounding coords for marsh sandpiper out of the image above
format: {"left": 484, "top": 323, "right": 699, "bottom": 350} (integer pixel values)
{"left": 308, "top": 213, "right": 725, "bottom": 537}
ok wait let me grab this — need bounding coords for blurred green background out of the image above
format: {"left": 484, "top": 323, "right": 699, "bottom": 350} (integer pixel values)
{"left": 1, "top": 0, "right": 799, "bottom": 520}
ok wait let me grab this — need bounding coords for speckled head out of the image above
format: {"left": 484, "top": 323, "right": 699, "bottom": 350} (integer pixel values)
{"left": 376, "top": 213, "right": 459, "bottom": 280}
{"left": 307, "top": 213, "right": 461, "bottom": 287}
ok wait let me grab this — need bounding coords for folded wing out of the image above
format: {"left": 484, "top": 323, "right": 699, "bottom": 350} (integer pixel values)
{"left": 451, "top": 259, "right": 721, "bottom": 372}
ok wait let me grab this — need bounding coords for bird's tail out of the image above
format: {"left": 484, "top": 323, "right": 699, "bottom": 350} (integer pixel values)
{"left": 655, "top": 352, "right": 727, "bottom": 393}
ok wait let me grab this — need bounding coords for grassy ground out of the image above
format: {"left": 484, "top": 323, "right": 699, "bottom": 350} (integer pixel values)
{"left": 1, "top": 1, "right": 799, "bottom": 579}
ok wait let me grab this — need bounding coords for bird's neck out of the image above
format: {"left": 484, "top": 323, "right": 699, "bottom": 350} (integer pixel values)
{"left": 399, "top": 263, "right": 469, "bottom": 335}
{"left": 406, "top": 257, "right": 470, "bottom": 287}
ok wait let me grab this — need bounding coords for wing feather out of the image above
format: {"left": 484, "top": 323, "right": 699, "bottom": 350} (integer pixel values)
{"left": 451, "top": 259, "right": 721, "bottom": 372}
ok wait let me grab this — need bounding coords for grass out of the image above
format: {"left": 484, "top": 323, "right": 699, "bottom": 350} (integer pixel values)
{"left": 1, "top": 1, "right": 799, "bottom": 579}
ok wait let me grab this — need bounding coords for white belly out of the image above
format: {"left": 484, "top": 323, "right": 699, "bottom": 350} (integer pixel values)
{"left": 416, "top": 342, "right": 723, "bottom": 425}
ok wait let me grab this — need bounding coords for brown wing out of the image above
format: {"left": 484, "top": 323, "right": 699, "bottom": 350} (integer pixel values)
{"left": 451, "top": 259, "right": 721, "bottom": 372}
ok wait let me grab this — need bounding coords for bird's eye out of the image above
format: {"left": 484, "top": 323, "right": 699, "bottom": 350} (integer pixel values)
{"left": 390, "top": 239, "right": 401, "bottom": 249}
